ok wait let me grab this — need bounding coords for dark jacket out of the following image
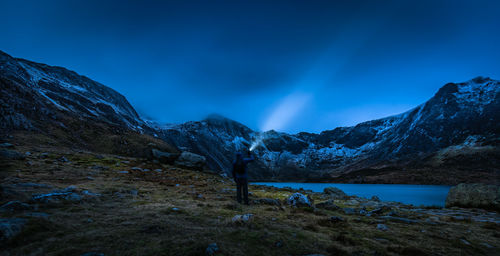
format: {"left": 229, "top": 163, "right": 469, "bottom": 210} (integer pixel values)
{"left": 232, "top": 153, "right": 254, "bottom": 179}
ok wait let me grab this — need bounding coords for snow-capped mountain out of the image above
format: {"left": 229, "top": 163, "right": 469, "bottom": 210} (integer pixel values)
{"left": 1, "top": 50, "right": 498, "bottom": 183}
{"left": 0, "top": 50, "right": 144, "bottom": 130}
{"left": 157, "top": 77, "right": 499, "bottom": 182}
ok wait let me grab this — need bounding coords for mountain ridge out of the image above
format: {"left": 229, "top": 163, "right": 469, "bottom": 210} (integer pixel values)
{"left": 1, "top": 50, "right": 498, "bottom": 184}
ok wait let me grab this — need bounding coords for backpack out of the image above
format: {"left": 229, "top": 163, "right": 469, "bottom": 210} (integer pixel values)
{"left": 233, "top": 162, "right": 245, "bottom": 175}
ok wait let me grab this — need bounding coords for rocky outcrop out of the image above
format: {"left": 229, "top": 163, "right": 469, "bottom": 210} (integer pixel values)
{"left": 151, "top": 148, "right": 179, "bottom": 164}
{"left": 174, "top": 151, "right": 206, "bottom": 170}
{"left": 287, "top": 193, "right": 312, "bottom": 207}
{"left": 445, "top": 183, "right": 500, "bottom": 210}
{"left": 323, "top": 187, "right": 347, "bottom": 199}
{"left": 0, "top": 218, "right": 27, "bottom": 241}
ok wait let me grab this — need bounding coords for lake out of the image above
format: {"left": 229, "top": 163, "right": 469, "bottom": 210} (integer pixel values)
{"left": 252, "top": 182, "right": 452, "bottom": 207}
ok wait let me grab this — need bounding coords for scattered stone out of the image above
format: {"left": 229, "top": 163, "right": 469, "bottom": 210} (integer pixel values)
{"left": 129, "top": 190, "right": 138, "bottom": 196}
{"left": 274, "top": 240, "right": 283, "bottom": 248}
{"left": 24, "top": 212, "right": 50, "bottom": 219}
{"left": 368, "top": 206, "right": 392, "bottom": 215}
{"left": 0, "top": 143, "right": 14, "bottom": 148}
{"left": 345, "top": 199, "right": 360, "bottom": 206}
{"left": 232, "top": 214, "right": 254, "bottom": 224}
{"left": 151, "top": 149, "right": 179, "bottom": 164}
{"left": 481, "top": 242, "right": 494, "bottom": 248}
{"left": 171, "top": 207, "right": 180, "bottom": 212}
{"left": 0, "top": 149, "right": 26, "bottom": 160}
{"left": 122, "top": 161, "right": 130, "bottom": 164}
{"left": 205, "top": 243, "right": 218, "bottom": 256}
{"left": 130, "top": 167, "right": 143, "bottom": 171}
{"left": 343, "top": 208, "right": 357, "bottom": 215}
{"left": 460, "top": 239, "right": 471, "bottom": 246}
{"left": 377, "top": 224, "right": 389, "bottom": 231}
{"left": 371, "top": 195, "right": 381, "bottom": 202}
{"left": 86, "top": 218, "right": 93, "bottom": 223}
{"left": 26, "top": 161, "right": 33, "bottom": 166}
{"left": 323, "top": 187, "right": 347, "bottom": 199}
{"left": 58, "top": 156, "right": 69, "bottom": 162}
{"left": 82, "top": 190, "right": 101, "bottom": 197}
{"left": 0, "top": 201, "right": 32, "bottom": 211}
{"left": 253, "top": 198, "right": 281, "bottom": 206}
{"left": 15, "top": 182, "right": 52, "bottom": 188}
{"left": 287, "top": 193, "right": 312, "bottom": 207}
{"left": 445, "top": 183, "right": 500, "bottom": 211}
{"left": 142, "top": 169, "right": 151, "bottom": 172}
{"left": 329, "top": 216, "right": 345, "bottom": 222}
{"left": 39, "top": 152, "right": 49, "bottom": 158}
{"left": 379, "top": 216, "right": 418, "bottom": 224}
{"left": 80, "top": 252, "right": 104, "bottom": 256}
{"left": 0, "top": 218, "right": 27, "bottom": 241}
{"left": 32, "top": 191, "right": 82, "bottom": 203}
{"left": 315, "top": 200, "right": 340, "bottom": 211}
{"left": 154, "top": 169, "right": 162, "bottom": 173}
{"left": 25, "top": 151, "right": 31, "bottom": 156}
{"left": 87, "top": 176, "right": 95, "bottom": 180}
{"left": 118, "top": 171, "right": 129, "bottom": 174}
{"left": 174, "top": 151, "right": 206, "bottom": 170}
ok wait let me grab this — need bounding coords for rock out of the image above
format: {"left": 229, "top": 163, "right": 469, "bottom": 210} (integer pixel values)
{"left": 82, "top": 190, "right": 101, "bottom": 197}
{"left": 287, "top": 193, "right": 312, "bottom": 207}
{"left": 371, "top": 195, "right": 381, "bottom": 202}
{"left": 130, "top": 167, "right": 143, "bottom": 171}
{"left": 274, "top": 240, "right": 283, "bottom": 248}
{"left": 323, "top": 187, "right": 347, "bottom": 199}
{"left": 154, "top": 169, "right": 162, "bottom": 173}
{"left": 32, "top": 192, "right": 82, "bottom": 203}
{"left": 343, "top": 208, "right": 357, "bottom": 215}
{"left": 460, "top": 239, "right": 471, "bottom": 246}
{"left": 379, "top": 216, "right": 418, "bottom": 224}
{"left": 62, "top": 185, "right": 78, "bottom": 192}
{"left": 345, "top": 199, "right": 360, "bottom": 206}
{"left": 80, "top": 253, "right": 105, "bottom": 256}
{"left": 368, "top": 206, "right": 392, "bottom": 215}
{"left": 39, "top": 152, "right": 49, "bottom": 158}
{"left": 253, "top": 198, "right": 281, "bottom": 206}
{"left": 14, "top": 182, "right": 52, "bottom": 188}
{"left": 481, "top": 242, "right": 494, "bottom": 249}
{"left": 0, "top": 218, "right": 27, "bottom": 241}
{"left": 174, "top": 151, "right": 206, "bottom": 170}
{"left": 377, "top": 224, "right": 389, "bottom": 231}
{"left": 315, "top": 200, "right": 340, "bottom": 211}
{"left": 58, "top": 156, "right": 69, "bottom": 162}
{"left": 118, "top": 171, "right": 129, "bottom": 174}
{"left": 129, "top": 190, "right": 138, "bottom": 196}
{"left": 142, "top": 169, "right": 151, "bottom": 172}
{"left": 0, "top": 201, "right": 32, "bottom": 211}
{"left": 445, "top": 183, "right": 500, "bottom": 211}
{"left": 0, "top": 143, "right": 14, "bottom": 148}
{"left": 231, "top": 214, "right": 254, "bottom": 224}
{"left": 205, "top": 243, "right": 218, "bottom": 255}
{"left": 151, "top": 149, "right": 180, "bottom": 164}
{"left": 24, "top": 212, "right": 50, "bottom": 218}
{"left": 0, "top": 149, "right": 26, "bottom": 160}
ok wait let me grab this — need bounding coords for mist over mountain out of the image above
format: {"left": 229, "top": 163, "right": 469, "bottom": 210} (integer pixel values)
{"left": 1, "top": 50, "right": 499, "bottom": 184}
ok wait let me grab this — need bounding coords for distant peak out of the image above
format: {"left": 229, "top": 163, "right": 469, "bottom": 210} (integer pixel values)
{"left": 204, "top": 113, "right": 230, "bottom": 121}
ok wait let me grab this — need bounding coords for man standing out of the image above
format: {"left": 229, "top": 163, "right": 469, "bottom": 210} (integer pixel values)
{"left": 232, "top": 149, "right": 254, "bottom": 205}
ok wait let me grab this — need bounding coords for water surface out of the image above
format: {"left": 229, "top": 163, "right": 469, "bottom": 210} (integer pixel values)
{"left": 252, "top": 182, "right": 451, "bottom": 207}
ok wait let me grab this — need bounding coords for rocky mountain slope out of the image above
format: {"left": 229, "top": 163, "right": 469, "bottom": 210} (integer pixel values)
{"left": 0, "top": 50, "right": 174, "bottom": 158}
{"left": 157, "top": 78, "right": 500, "bottom": 183}
{"left": 1, "top": 50, "right": 498, "bottom": 184}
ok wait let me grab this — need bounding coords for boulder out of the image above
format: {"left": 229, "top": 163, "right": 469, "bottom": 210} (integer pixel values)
{"left": 151, "top": 149, "right": 180, "bottom": 164}
{"left": 445, "top": 183, "right": 500, "bottom": 210}
{"left": 377, "top": 224, "right": 389, "bottom": 231}
{"left": 315, "top": 200, "right": 340, "bottom": 211}
{"left": 323, "top": 187, "right": 347, "bottom": 199}
{"left": 205, "top": 243, "right": 218, "bottom": 255}
{"left": 231, "top": 214, "right": 254, "bottom": 224}
{"left": 0, "top": 218, "right": 27, "bottom": 241}
{"left": 0, "top": 149, "right": 26, "bottom": 160}
{"left": 174, "top": 151, "right": 206, "bottom": 170}
{"left": 0, "top": 201, "right": 32, "bottom": 212}
{"left": 287, "top": 193, "right": 312, "bottom": 207}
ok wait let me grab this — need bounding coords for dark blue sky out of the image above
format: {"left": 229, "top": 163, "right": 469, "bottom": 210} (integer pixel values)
{"left": 1, "top": 0, "right": 499, "bottom": 133}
